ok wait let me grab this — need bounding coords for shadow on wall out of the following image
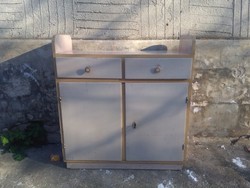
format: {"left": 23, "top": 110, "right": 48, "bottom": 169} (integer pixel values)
{"left": 0, "top": 42, "right": 59, "bottom": 136}
{"left": 73, "top": 1, "right": 142, "bottom": 39}
{"left": 71, "top": 0, "right": 249, "bottom": 39}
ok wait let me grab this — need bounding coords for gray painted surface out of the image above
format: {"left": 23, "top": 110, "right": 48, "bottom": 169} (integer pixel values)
{"left": 125, "top": 58, "right": 192, "bottom": 79}
{"left": 126, "top": 83, "right": 188, "bottom": 161}
{"left": 59, "top": 82, "right": 122, "bottom": 161}
{"left": 1, "top": 0, "right": 250, "bottom": 39}
{"left": 56, "top": 57, "right": 122, "bottom": 78}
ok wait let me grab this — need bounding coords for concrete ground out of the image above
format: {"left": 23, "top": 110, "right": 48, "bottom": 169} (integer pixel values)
{"left": 0, "top": 137, "right": 250, "bottom": 188}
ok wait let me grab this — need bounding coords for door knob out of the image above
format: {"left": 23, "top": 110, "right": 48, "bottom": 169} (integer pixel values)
{"left": 84, "top": 66, "right": 91, "bottom": 73}
{"left": 154, "top": 65, "right": 161, "bottom": 73}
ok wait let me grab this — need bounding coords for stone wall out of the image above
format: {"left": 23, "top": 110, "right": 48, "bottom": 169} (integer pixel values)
{"left": 0, "top": 39, "right": 249, "bottom": 143}
{"left": 191, "top": 40, "right": 250, "bottom": 137}
{"left": 0, "top": 0, "right": 250, "bottom": 39}
{"left": 1, "top": 0, "right": 250, "bottom": 143}
{"left": 0, "top": 40, "right": 60, "bottom": 143}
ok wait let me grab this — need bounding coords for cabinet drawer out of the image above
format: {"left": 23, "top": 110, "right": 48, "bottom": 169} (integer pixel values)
{"left": 125, "top": 58, "right": 192, "bottom": 79}
{"left": 56, "top": 57, "right": 122, "bottom": 78}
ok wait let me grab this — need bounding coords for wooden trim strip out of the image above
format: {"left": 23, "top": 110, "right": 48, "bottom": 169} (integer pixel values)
{"left": 65, "top": 160, "right": 184, "bottom": 165}
{"left": 56, "top": 78, "right": 191, "bottom": 83}
{"left": 55, "top": 83, "right": 66, "bottom": 161}
{"left": 183, "top": 39, "right": 195, "bottom": 163}
{"left": 54, "top": 53, "right": 193, "bottom": 58}
{"left": 56, "top": 78, "right": 121, "bottom": 82}
{"left": 122, "top": 79, "right": 191, "bottom": 83}
{"left": 121, "top": 58, "right": 126, "bottom": 161}
{"left": 67, "top": 162, "right": 183, "bottom": 170}
{"left": 183, "top": 80, "right": 192, "bottom": 161}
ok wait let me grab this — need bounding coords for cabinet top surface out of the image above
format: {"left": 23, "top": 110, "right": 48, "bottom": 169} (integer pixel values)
{"left": 53, "top": 35, "right": 195, "bottom": 58}
{"left": 54, "top": 50, "right": 193, "bottom": 58}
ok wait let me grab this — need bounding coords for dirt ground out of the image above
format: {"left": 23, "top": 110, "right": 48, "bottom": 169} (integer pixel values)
{"left": 0, "top": 137, "right": 249, "bottom": 188}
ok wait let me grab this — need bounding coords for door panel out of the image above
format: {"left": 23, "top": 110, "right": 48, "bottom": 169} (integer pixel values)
{"left": 59, "top": 82, "right": 122, "bottom": 161}
{"left": 126, "top": 83, "right": 188, "bottom": 161}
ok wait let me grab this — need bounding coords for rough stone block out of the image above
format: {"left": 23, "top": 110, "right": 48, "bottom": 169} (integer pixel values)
{"left": 190, "top": 104, "right": 239, "bottom": 137}
{"left": 192, "top": 68, "right": 250, "bottom": 104}
{"left": 0, "top": 40, "right": 58, "bottom": 130}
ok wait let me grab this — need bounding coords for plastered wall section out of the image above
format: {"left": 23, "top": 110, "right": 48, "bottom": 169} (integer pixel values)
{"left": 1, "top": 0, "right": 250, "bottom": 39}
{"left": 191, "top": 40, "right": 250, "bottom": 137}
{"left": 0, "top": 39, "right": 250, "bottom": 141}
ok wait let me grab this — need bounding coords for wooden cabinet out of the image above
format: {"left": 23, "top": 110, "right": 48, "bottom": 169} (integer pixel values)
{"left": 53, "top": 35, "right": 195, "bottom": 169}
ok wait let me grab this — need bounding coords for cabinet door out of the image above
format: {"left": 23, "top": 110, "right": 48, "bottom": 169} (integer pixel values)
{"left": 59, "top": 82, "right": 122, "bottom": 161}
{"left": 126, "top": 83, "right": 188, "bottom": 161}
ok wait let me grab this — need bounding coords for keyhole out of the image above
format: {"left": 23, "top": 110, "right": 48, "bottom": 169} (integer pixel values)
{"left": 132, "top": 122, "right": 137, "bottom": 129}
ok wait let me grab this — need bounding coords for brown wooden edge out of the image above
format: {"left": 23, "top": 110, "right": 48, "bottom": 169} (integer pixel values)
{"left": 55, "top": 78, "right": 190, "bottom": 83}
{"left": 183, "top": 37, "right": 196, "bottom": 164}
{"left": 52, "top": 36, "right": 66, "bottom": 161}
{"left": 121, "top": 58, "right": 126, "bottom": 161}
{"left": 54, "top": 53, "right": 193, "bottom": 58}
{"left": 65, "top": 160, "right": 184, "bottom": 165}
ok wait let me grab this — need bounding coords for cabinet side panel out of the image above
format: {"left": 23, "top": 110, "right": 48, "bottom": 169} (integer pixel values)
{"left": 59, "top": 82, "right": 122, "bottom": 161}
{"left": 126, "top": 83, "right": 188, "bottom": 161}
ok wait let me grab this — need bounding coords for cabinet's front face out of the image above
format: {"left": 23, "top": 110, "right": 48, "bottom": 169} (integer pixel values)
{"left": 125, "top": 83, "right": 188, "bottom": 161}
{"left": 59, "top": 82, "right": 122, "bottom": 161}
{"left": 53, "top": 35, "right": 195, "bottom": 169}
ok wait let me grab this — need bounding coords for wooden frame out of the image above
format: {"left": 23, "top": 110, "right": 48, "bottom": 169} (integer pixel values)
{"left": 52, "top": 35, "right": 195, "bottom": 169}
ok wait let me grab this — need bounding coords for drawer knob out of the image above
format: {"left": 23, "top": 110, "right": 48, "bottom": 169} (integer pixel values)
{"left": 84, "top": 66, "right": 91, "bottom": 73}
{"left": 154, "top": 65, "right": 161, "bottom": 73}
{"left": 132, "top": 122, "right": 137, "bottom": 129}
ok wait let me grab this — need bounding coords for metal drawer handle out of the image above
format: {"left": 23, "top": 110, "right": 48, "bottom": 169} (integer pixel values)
{"left": 154, "top": 65, "right": 161, "bottom": 73}
{"left": 132, "top": 122, "right": 137, "bottom": 129}
{"left": 84, "top": 66, "right": 91, "bottom": 73}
